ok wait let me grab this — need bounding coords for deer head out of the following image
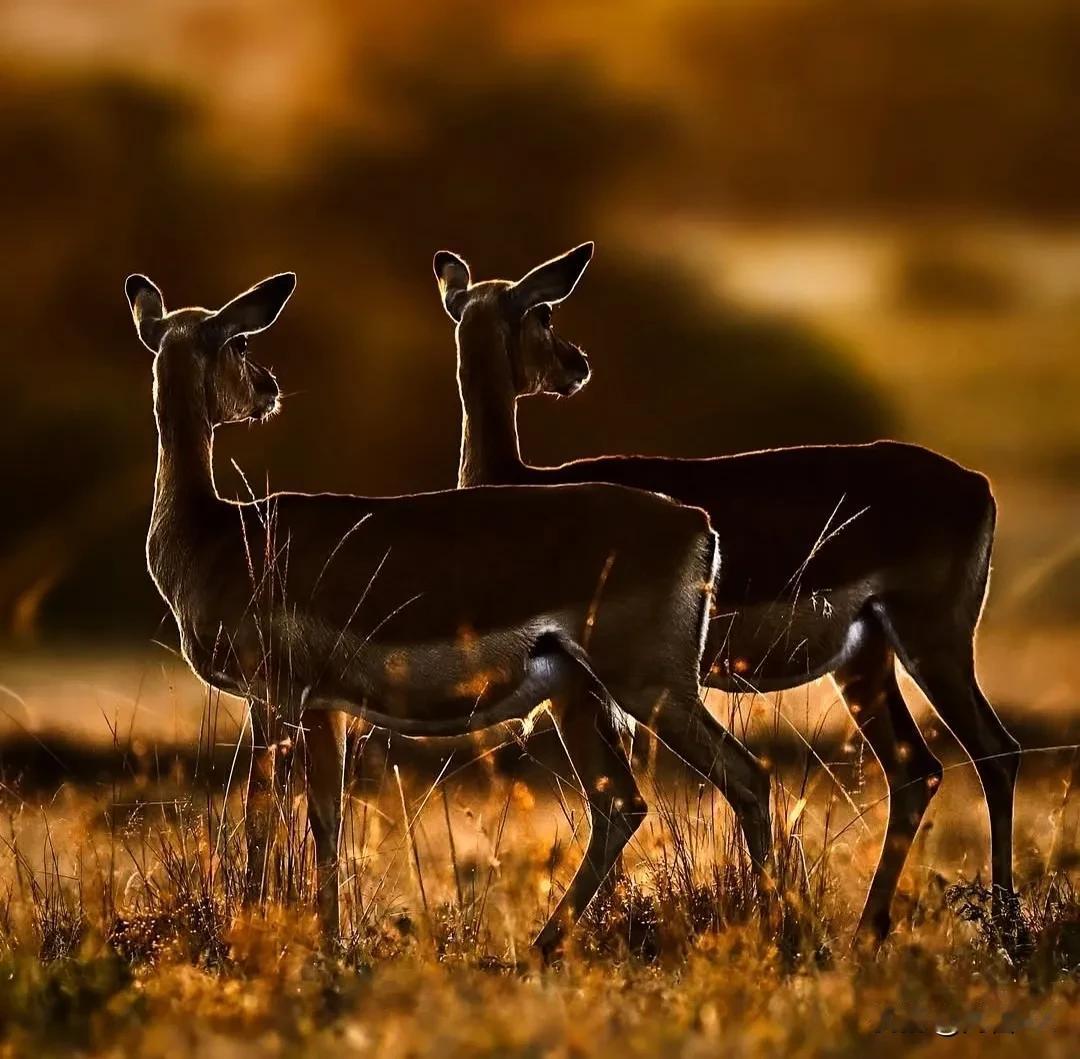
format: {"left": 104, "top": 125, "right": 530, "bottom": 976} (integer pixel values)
{"left": 433, "top": 243, "right": 594, "bottom": 398}
{"left": 125, "top": 272, "right": 295, "bottom": 426}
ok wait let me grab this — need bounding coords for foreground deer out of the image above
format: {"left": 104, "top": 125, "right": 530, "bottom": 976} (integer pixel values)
{"left": 125, "top": 268, "right": 765, "bottom": 954}
{"left": 433, "top": 243, "right": 1023, "bottom": 945}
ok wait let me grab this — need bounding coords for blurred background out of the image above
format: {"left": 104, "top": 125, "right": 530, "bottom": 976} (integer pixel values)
{"left": 0, "top": 0, "right": 1078, "bottom": 747}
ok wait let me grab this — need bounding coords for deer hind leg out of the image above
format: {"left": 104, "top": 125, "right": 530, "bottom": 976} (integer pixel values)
{"left": 876, "top": 599, "right": 1021, "bottom": 922}
{"left": 616, "top": 684, "right": 772, "bottom": 876}
{"left": 534, "top": 684, "right": 647, "bottom": 962}
{"left": 834, "top": 622, "right": 942, "bottom": 945}
{"left": 244, "top": 700, "right": 281, "bottom": 904}
{"left": 597, "top": 706, "right": 637, "bottom": 900}
{"left": 302, "top": 708, "right": 349, "bottom": 944}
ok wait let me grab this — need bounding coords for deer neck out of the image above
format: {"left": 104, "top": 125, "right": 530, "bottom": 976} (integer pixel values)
{"left": 456, "top": 318, "right": 525, "bottom": 487}
{"left": 150, "top": 353, "right": 221, "bottom": 543}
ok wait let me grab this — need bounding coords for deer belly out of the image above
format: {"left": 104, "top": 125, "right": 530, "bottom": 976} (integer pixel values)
{"left": 704, "top": 585, "right": 874, "bottom": 693}
{"left": 338, "top": 631, "right": 536, "bottom": 723}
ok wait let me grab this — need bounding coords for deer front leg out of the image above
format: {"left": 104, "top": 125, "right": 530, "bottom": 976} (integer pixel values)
{"left": 303, "top": 707, "right": 349, "bottom": 945}
{"left": 244, "top": 700, "right": 280, "bottom": 905}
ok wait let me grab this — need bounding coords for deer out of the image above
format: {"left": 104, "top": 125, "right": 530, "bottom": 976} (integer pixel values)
{"left": 124, "top": 268, "right": 770, "bottom": 957}
{"left": 432, "top": 242, "right": 1024, "bottom": 949}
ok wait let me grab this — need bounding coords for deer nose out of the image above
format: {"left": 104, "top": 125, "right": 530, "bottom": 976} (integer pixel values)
{"left": 253, "top": 373, "right": 280, "bottom": 418}
{"left": 567, "top": 354, "right": 590, "bottom": 390}
{"left": 557, "top": 363, "right": 590, "bottom": 397}
{"left": 255, "top": 367, "right": 279, "bottom": 397}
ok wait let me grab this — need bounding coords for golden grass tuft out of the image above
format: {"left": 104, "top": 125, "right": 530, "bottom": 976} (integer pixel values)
{"left": 0, "top": 678, "right": 1078, "bottom": 1056}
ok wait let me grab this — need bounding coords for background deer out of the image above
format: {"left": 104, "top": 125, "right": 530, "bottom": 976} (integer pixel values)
{"left": 125, "top": 268, "right": 763, "bottom": 955}
{"left": 433, "top": 243, "right": 1024, "bottom": 947}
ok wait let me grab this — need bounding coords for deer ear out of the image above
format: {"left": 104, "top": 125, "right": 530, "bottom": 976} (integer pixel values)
{"left": 125, "top": 274, "right": 166, "bottom": 352}
{"left": 433, "top": 251, "right": 470, "bottom": 322}
{"left": 509, "top": 242, "right": 594, "bottom": 314}
{"left": 212, "top": 272, "right": 296, "bottom": 342}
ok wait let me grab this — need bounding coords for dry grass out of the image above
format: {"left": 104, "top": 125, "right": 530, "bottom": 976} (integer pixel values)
{"left": 0, "top": 670, "right": 1079, "bottom": 1058}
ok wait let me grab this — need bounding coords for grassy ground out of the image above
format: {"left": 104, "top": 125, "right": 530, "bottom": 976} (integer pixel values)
{"left": 1, "top": 658, "right": 1079, "bottom": 1058}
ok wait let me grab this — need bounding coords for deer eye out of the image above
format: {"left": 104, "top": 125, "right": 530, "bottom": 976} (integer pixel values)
{"left": 535, "top": 305, "right": 552, "bottom": 328}
{"left": 231, "top": 335, "right": 248, "bottom": 357}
